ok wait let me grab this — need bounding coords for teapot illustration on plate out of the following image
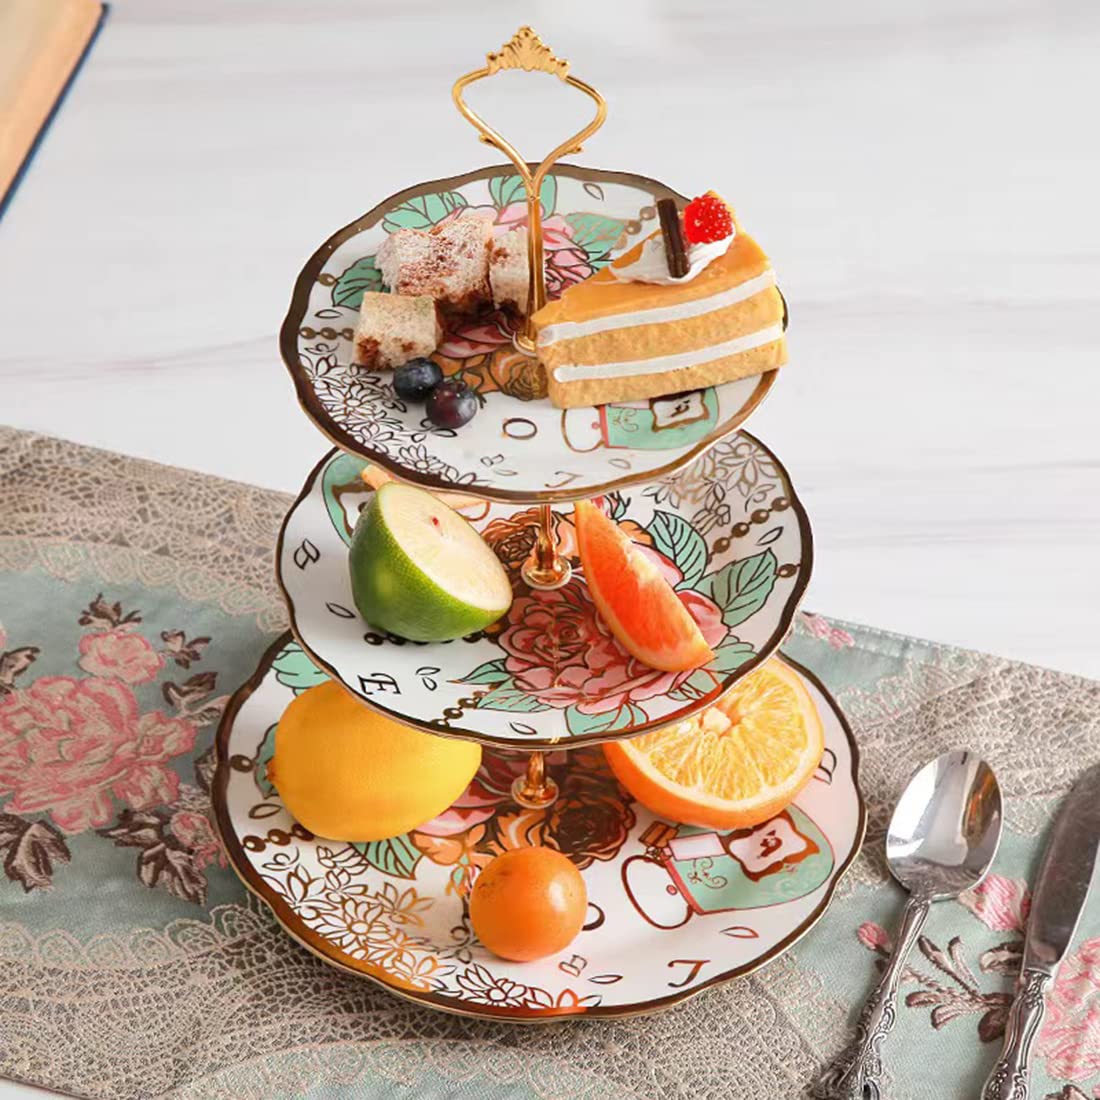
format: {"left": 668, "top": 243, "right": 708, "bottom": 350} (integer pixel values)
{"left": 622, "top": 806, "right": 835, "bottom": 929}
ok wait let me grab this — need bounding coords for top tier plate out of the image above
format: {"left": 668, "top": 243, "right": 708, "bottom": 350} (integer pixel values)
{"left": 280, "top": 164, "right": 777, "bottom": 503}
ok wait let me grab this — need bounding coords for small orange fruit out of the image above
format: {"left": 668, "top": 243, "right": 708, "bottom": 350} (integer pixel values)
{"left": 604, "top": 658, "right": 825, "bottom": 829}
{"left": 470, "top": 847, "right": 587, "bottom": 962}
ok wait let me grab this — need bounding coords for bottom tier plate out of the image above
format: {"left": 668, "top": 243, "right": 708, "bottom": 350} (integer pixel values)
{"left": 213, "top": 634, "right": 865, "bottom": 1021}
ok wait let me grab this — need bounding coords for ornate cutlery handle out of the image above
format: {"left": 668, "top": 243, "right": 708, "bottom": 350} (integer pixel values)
{"left": 811, "top": 896, "right": 932, "bottom": 1100}
{"left": 980, "top": 967, "right": 1051, "bottom": 1100}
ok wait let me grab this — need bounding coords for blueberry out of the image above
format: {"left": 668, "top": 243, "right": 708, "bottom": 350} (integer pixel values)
{"left": 394, "top": 358, "right": 443, "bottom": 402}
{"left": 426, "top": 380, "right": 478, "bottom": 429}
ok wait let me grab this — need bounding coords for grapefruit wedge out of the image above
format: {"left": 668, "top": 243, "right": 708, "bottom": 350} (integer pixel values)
{"left": 574, "top": 500, "right": 715, "bottom": 672}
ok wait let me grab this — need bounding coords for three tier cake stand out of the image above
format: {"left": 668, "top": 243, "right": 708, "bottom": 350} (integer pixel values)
{"left": 213, "top": 28, "right": 865, "bottom": 1021}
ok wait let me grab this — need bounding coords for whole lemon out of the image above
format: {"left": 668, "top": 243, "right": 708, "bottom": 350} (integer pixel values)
{"left": 269, "top": 680, "right": 481, "bottom": 841}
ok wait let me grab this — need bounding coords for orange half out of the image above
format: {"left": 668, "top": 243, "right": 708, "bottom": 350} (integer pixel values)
{"left": 574, "top": 500, "right": 714, "bottom": 672}
{"left": 604, "top": 659, "right": 825, "bottom": 828}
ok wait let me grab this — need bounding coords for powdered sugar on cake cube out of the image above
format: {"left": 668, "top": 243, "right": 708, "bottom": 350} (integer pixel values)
{"left": 376, "top": 214, "right": 494, "bottom": 313}
{"left": 353, "top": 292, "right": 441, "bottom": 370}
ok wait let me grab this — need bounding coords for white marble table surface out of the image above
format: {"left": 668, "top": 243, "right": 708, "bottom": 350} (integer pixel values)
{"left": 0, "top": 1, "right": 1097, "bottom": 1097}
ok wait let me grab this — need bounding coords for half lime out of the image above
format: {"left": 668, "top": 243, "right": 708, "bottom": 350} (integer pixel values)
{"left": 349, "top": 482, "right": 512, "bottom": 642}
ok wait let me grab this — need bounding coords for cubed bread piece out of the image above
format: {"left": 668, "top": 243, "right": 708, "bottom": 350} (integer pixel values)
{"left": 376, "top": 214, "right": 493, "bottom": 313}
{"left": 490, "top": 226, "right": 529, "bottom": 314}
{"left": 353, "top": 292, "right": 441, "bottom": 370}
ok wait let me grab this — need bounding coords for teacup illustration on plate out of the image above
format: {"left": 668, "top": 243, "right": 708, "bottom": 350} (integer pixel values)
{"left": 562, "top": 390, "right": 720, "bottom": 453}
{"left": 622, "top": 807, "right": 835, "bottom": 929}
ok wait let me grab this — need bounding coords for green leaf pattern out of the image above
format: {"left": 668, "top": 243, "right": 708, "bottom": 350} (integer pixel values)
{"left": 565, "top": 703, "right": 646, "bottom": 738}
{"left": 459, "top": 658, "right": 511, "bottom": 685}
{"left": 489, "top": 174, "right": 556, "bottom": 216}
{"left": 605, "top": 492, "right": 629, "bottom": 522}
{"left": 705, "top": 551, "right": 778, "bottom": 629}
{"left": 255, "top": 724, "right": 277, "bottom": 797}
{"left": 331, "top": 256, "right": 383, "bottom": 310}
{"left": 477, "top": 683, "right": 551, "bottom": 713}
{"left": 381, "top": 191, "right": 468, "bottom": 233}
{"left": 710, "top": 640, "right": 757, "bottom": 672}
{"left": 272, "top": 642, "right": 328, "bottom": 695}
{"left": 353, "top": 834, "right": 422, "bottom": 879}
{"left": 646, "top": 511, "right": 709, "bottom": 590}
{"left": 667, "top": 640, "right": 756, "bottom": 702}
{"left": 563, "top": 212, "right": 628, "bottom": 265}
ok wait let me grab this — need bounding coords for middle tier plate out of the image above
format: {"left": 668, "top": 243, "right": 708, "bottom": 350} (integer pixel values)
{"left": 277, "top": 433, "right": 812, "bottom": 748}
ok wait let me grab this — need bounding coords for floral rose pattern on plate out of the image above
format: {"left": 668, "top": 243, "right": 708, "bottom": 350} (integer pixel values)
{"left": 284, "top": 167, "right": 777, "bottom": 498}
{"left": 481, "top": 540, "right": 730, "bottom": 730}
{"left": 0, "top": 597, "right": 228, "bottom": 901}
{"left": 408, "top": 746, "right": 637, "bottom": 894}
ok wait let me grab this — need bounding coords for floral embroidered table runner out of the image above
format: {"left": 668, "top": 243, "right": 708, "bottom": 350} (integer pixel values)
{"left": 0, "top": 425, "right": 1097, "bottom": 1100}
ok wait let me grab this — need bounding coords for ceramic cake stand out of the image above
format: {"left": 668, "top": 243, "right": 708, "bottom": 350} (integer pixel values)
{"left": 213, "top": 28, "right": 863, "bottom": 1020}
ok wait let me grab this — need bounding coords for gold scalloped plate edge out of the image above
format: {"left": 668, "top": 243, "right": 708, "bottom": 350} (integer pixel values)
{"left": 273, "top": 429, "right": 814, "bottom": 749}
{"left": 279, "top": 162, "right": 779, "bottom": 505}
{"left": 211, "top": 635, "right": 866, "bottom": 1022}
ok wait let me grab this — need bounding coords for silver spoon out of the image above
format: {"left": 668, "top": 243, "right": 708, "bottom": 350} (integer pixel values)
{"left": 812, "top": 749, "right": 1003, "bottom": 1100}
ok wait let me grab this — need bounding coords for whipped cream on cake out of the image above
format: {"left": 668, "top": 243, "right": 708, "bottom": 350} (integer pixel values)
{"left": 377, "top": 215, "right": 494, "bottom": 313}
{"left": 610, "top": 230, "right": 736, "bottom": 285}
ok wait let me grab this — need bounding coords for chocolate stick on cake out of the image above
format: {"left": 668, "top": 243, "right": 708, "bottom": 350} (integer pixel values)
{"left": 657, "top": 198, "right": 689, "bottom": 279}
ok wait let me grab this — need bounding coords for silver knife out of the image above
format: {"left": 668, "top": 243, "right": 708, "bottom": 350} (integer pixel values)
{"left": 981, "top": 760, "right": 1100, "bottom": 1100}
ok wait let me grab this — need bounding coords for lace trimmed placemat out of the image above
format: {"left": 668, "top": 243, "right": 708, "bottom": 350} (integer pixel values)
{"left": 1, "top": 425, "right": 1098, "bottom": 1100}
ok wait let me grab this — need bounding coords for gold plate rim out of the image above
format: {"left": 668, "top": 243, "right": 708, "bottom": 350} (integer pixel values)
{"left": 273, "top": 429, "right": 815, "bottom": 749}
{"left": 212, "top": 634, "right": 866, "bottom": 1022}
{"left": 279, "top": 162, "right": 779, "bottom": 505}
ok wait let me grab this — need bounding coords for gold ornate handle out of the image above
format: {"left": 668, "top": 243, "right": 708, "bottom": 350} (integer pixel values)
{"left": 452, "top": 27, "right": 608, "bottom": 344}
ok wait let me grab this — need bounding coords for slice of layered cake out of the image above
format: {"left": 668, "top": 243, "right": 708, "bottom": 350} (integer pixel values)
{"left": 377, "top": 214, "right": 494, "bottom": 314}
{"left": 533, "top": 194, "right": 786, "bottom": 409}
